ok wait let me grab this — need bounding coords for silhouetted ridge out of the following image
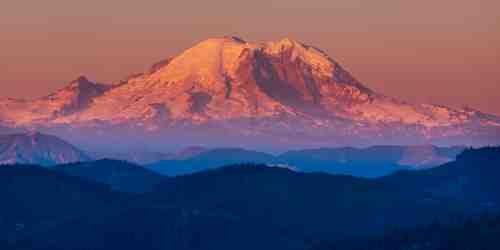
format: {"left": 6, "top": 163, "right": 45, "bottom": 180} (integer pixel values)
{"left": 148, "top": 145, "right": 465, "bottom": 177}
{"left": 4, "top": 147, "right": 500, "bottom": 250}
{"left": 55, "top": 159, "right": 166, "bottom": 193}
{"left": 456, "top": 146, "right": 500, "bottom": 162}
{"left": 149, "top": 148, "right": 276, "bottom": 176}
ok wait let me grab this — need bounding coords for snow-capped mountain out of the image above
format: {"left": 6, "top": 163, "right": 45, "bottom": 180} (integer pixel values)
{"left": 1, "top": 37, "right": 499, "bottom": 150}
{"left": 0, "top": 132, "right": 90, "bottom": 166}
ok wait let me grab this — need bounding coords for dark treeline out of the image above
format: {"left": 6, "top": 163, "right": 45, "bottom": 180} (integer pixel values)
{"left": 1, "top": 146, "right": 500, "bottom": 250}
{"left": 313, "top": 213, "right": 500, "bottom": 250}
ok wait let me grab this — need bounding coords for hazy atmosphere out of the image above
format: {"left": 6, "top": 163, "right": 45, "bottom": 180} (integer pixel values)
{"left": 1, "top": 0, "right": 499, "bottom": 114}
{"left": 2, "top": 2, "right": 500, "bottom": 250}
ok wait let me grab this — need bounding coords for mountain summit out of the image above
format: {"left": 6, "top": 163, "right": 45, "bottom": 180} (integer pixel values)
{"left": 1, "top": 37, "right": 499, "bottom": 149}
{"left": 64, "top": 36, "right": 375, "bottom": 123}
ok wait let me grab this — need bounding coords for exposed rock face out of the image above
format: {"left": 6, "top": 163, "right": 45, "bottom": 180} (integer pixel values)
{"left": 0, "top": 76, "right": 110, "bottom": 124}
{"left": 47, "top": 76, "right": 111, "bottom": 116}
{"left": 1, "top": 37, "right": 499, "bottom": 149}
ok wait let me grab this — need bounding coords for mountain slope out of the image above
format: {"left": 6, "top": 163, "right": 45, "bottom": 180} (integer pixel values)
{"left": 0, "top": 77, "right": 110, "bottom": 125}
{"left": 54, "top": 159, "right": 165, "bottom": 193}
{"left": 149, "top": 148, "right": 276, "bottom": 176}
{"left": 89, "top": 151, "right": 174, "bottom": 165}
{"left": 0, "top": 132, "right": 90, "bottom": 166}
{"left": 88, "top": 146, "right": 208, "bottom": 165}
{"left": 381, "top": 147, "right": 500, "bottom": 206}
{"left": 1, "top": 37, "right": 499, "bottom": 149}
{"left": 0, "top": 165, "right": 121, "bottom": 244}
{"left": 316, "top": 214, "right": 500, "bottom": 250}
{"left": 5, "top": 147, "right": 500, "bottom": 250}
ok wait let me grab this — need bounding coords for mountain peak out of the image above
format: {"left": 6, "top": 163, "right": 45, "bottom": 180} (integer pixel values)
{"left": 223, "top": 36, "right": 247, "bottom": 43}
{"left": 275, "top": 37, "right": 304, "bottom": 47}
{"left": 68, "top": 75, "right": 94, "bottom": 88}
{"left": 195, "top": 36, "right": 248, "bottom": 48}
{"left": 39, "top": 76, "right": 112, "bottom": 116}
{"left": 2, "top": 37, "right": 500, "bottom": 149}
{"left": 266, "top": 37, "right": 323, "bottom": 54}
{"left": 50, "top": 77, "right": 107, "bottom": 97}
{"left": 65, "top": 76, "right": 111, "bottom": 93}
{"left": 74, "top": 75, "right": 90, "bottom": 83}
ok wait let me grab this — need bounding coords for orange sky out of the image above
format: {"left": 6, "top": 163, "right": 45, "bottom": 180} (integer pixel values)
{"left": 1, "top": 0, "right": 499, "bottom": 114}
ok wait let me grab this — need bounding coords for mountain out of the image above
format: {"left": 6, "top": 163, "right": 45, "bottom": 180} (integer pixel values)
{"left": 89, "top": 151, "right": 174, "bottom": 165}
{"left": 1, "top": 37, "right": 499, "bottom": 150}
{"left": 278, "top": 145, "right": 465, "bottom": 177}
{"left": 149, "top": 147, "right": 500, "bottom": 235}
{"left": 89, "top": 146, "right": 208, "bottom": 165}
{"left": 381, "top": 146, "right": 500, "bottom": 206}
{"left": 54, "top": 159, "right": 166, "bottom": 193}
{"left": 396, "top": 144, "right": 465, "bottom": 168}
{"left": 174, "top": 146, "right": 209, "bottom": 160}
{"left": 5, "top": 147, "right": 500, "bottom": 250}
{"left": 315, "top": 214, "right": 500, "bottom": 250}
{"left": 0, "top": 165, "right": 121, "bottom": 244}
{"left": 0, "top": 132, "right": 90, "bottom": 166}
{"left": 149, "top": 148, "right": 276, "bottom": 176}
{"left": 148, "top": 145, "right": 464, "bottom": 177}
{"left": 0, "top": 76, "right": 110, "bottom": 124}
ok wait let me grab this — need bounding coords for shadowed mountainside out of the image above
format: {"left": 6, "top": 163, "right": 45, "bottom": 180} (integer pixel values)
{"left": 314, "top": 214, "right": 500, "bottom": 250}
{"left": 0, "top": 165, "right": 123, "bottom": 245}
{"left": 3, "top": 147, "right": 500, "bottom": 250}
{"left": 53, "top": 159, "right": 165, "bottom": 193}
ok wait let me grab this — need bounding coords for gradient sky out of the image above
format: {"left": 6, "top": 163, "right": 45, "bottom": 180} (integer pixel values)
{"left": 1, "top": 0, "right": 499, "bottom": 114}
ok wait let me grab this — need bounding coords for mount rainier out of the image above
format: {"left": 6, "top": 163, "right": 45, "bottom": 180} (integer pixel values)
{"left": 1, "top": 37, "right": 499, "bottom": 150}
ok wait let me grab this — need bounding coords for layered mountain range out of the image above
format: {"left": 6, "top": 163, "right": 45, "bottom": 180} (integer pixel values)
{"left": 1, "top": 37, "right": 499, "bottom": 149}
{"left": 0, "top": 131, "right": 464, "bottom": 177}
{"left": 148, "top": 145, "right": 465, "bottom": 177}
{"left": 3, "top": 147, "right": 500, "bottom": 250}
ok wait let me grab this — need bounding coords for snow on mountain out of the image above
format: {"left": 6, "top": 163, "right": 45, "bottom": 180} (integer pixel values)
{"left": 1, "top": 37, "right": 499, "bottom": 149}
{"left": 0, "top": 76, "right": 110, "bottom": 125}
{"left": 0, "top": 132, "right": 91, "bottom": 166}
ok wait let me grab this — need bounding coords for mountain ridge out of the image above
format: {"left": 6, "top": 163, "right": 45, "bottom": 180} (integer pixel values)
{"left": 3, "top": 146, "right": 500, "bottom": 250}
{"left": 54, "top": 159, "right": 165, "bottom": 193}
{"left": 148, "top": 144, "right": 466, "bottom": 177}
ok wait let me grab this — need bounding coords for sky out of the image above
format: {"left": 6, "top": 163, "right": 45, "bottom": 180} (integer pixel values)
{"left": 1, "top": 0, "right": 499, "bottom": 114}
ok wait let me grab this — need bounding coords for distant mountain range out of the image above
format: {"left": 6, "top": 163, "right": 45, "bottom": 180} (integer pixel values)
{"left": 89, "top": 146, "right": 208, "bottom": 165}
{"left": 3, "top": 147, "right": 500, "bottom": 250}
{"left": 0, "top": 132, "right": 465, "bottom": 177}
{"left": 148, "top": 145, "right": 465, "bottom": 177}
{"left": 1, "top": 37, "right": 499, "bottom": 150}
